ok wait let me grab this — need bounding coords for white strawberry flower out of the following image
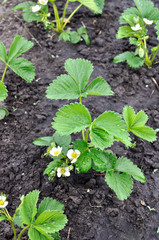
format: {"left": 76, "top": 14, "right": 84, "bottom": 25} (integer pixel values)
{"left": 50, "top": 146, "right": 62, "bottom": 157}
{"left": 57, "top": 167, "right": 70, "bottom": 177}
{"left": 67, "top": 149, "right": 80, "bottom": 163}
{"left": 0, "top": 196, "right": 8, "bottom": 209}
{"left": 32, "top": 5, "right": 41, "bottom": 12}
{"left": 39, "top": 0, "right": 48, "bottom": 5}
{"left": 131, "top": 24, "right": 142, "bottom": 31}
{"left": 143, "top": 18, "right": 153, "bottom": 25}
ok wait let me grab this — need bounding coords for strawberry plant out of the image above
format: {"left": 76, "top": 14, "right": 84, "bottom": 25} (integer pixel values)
{"left": 0, "top": 190, "right": 67, "bottom": 240}
{"left": 33, "top": 58, "right": 157, "bottom": 200}
{"left": 12, "top": 0, "right": 105, "bottom": 44}
{"left": 0, "top": 35, "right": 35, "bottom": 120}
{"left": 114, "top": 0, "right": 159, "bottom": 68}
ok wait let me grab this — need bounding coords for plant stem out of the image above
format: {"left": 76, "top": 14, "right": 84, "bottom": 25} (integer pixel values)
{"left": 82, "top": 130, "right": 85, "bottom": 141}
{"left": 11, "top": 221, "right": 17, "bottom": 240}
{"left": 85, "top": 128, "right": 90, "bottom": 143}
{"left": 18, "top": 226, "right": 30, "bottom": 240}
{"left": 52, "top": 2, "right": 61, "bottom": 32}
{"left": 150, "top": 45, "right": 159, "bottom": 65}
{"left": 143, "top": 37, "right": 151, "bottom": 67}
{"left": 61, "top": 0, "right": 70, "bottom": 26}
{"left": 62, "top": 4, "right": 83, "bottom": 30}
{"left": 1, "top": 64, "right": 8, "bottom": 82}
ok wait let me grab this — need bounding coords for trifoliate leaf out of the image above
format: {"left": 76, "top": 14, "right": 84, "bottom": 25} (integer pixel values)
{"left": 37, "top": 198, "right": 64, "bottom": 217}
{"left": 65, "top": 58, "right": 93, "bottom": 92}
{"left": 8, "top": 57, "right": 35, "bottom": 82}
{"left": 116, "top": 26, "right": 135, "bottom": 39}
{"left": 105, "top": 172, "right": 133, "bottom": 200}
{"left": 52, "top": 103, "right": 92, "bottom": 135}
{"left": 8, "top": 35, "right": 34, "bottom": 62}
{"left": 114, "top": 51, "right": 134, "bottom": 63}
{"left": 0, "top": 82, "right": 8, "bottom": 101}
{"left": 83, "top": 77, "right": 114, "bottom": 96}
{"left": 20, "top": 190, "right": 40, "bottom": 225}
{"left": 33, "top": 136, "right": 55, "bottom": 146}
{"left": 76, "top": 150, "right": 92, "bottom": 172}
{"left": 127, "top": 55, "right": 145, "bottom": 68}
{"left": 134, "top": 0, "right": 154, "bottom": 18}
{"left": 0, "top": 215, "right": 7, "bottom": 222}
{"left": 28, "top": 226, "right": 54, "bottom": 240}
{"left": 91, "top": 149, "right": 117, "bottom": 172}
{"left": 52, "top": 132, "right": 71, "bottom": 147}
{"left": 93, "top": 111, "right": 131, "bottom": 147}
{"left": 90, "top": 128, "right": 114, "bottom": 150}
{"left": 115, "top": 157, "right": 145, "bottom": 182}
{"left": 0, "top": 43, "right": 7, "bottom": 63}
{"left": 73, "top": 139, "right": 88, "bottom": 152}
{"left": 46, "top": 74, "right": 80, "bottom": 100}
{"left": 34, "top": 210, "right": 67, "bottom": 233}
{"left": 123, "top": 106, "right": 136, "bottom": 130}
{"left": 0, "top": 107, "right": 9, "bottom": 120}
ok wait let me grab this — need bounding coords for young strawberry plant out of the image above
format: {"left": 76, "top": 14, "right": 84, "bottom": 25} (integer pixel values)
{"left": 0, "top": 190, "right": 67, "bottom": 240}
{"left": 0, "top": 35, "right": 35, "bottom": 120}
{"left": 33, "top": 58, "right": 157, "bottom": 200}
{"left": 12, "top": 0, "right": 105, "bottom": 43}
{"left": 113, "top": 0, "right": 159, "bottom": 68}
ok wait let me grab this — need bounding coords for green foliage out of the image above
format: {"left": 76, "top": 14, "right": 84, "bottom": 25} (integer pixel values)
{"left": 35, "top": 58, "right": 157, "bottom": 201}
{"left": 0, "top": 190, "right": 67, "bottom": 240}
{"left": 114, "top": 0, "right": 159, "bottom": 68}
{"left": 0, "top": 43, "right": 7, "bottom": 63}
{"left": 59, "top": 27, "right": 90, "bottom": 45}
{"left": 52, "top": 103, "right": 92, "bottom": 135}
{"left": 46, "top": 58, "right": 113, "bottom": 100}
{"left": 0, "top": 82, "right": 8, "bottom": 101}
{"left": 13, "top": 0, "right": 105, "bottom": 35}
{"left": 123, "top": 106, "right": 157, "bottom": 142}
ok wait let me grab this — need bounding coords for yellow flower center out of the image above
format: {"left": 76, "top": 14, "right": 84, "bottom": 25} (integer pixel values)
{"left": 61, "top": 168, "right": 65, "bottom": 174}
{"left": 71, "top": 152, "right": 78, "bottom": 159}
{"left": 0, "top": 200, "right": 4, "bottom": 205}
{"left": 41, "top": 0, "right": 45, "bottom": 3}
{"left": 54, "top": 150, "right": 59, "bottom": 155}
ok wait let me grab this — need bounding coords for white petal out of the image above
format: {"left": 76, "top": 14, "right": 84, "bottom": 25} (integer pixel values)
{"left": 57, "top": 168, "right": 61, "bottom": 173}
{"left": 75, "top": 150, "right": 80, "bottom": 156}
{"left": 57, "top": 172, "right": 61, "bottom": 177}
{"left": 71, "top": 159, "right": 77, "bottom": 163}
{"left": 67, "top": 149, "right": 73, "bottom": 159}
{"left": 65, "top": 171, "right": 70, "bottom": 177}
{"left": 1, "top": 196, "right": 6, "bottom": 201}
{"left": 3, "top": 202, "right": 8, "bottom": 208}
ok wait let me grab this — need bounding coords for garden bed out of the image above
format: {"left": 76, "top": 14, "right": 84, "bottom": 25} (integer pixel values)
{"left": 0, "top": 0, "right": 159, "bottom": 239}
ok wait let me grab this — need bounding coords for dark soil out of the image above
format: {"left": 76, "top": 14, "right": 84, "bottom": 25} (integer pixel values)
{"left": 0, "top": 0, "right": 159, "bottom": 239}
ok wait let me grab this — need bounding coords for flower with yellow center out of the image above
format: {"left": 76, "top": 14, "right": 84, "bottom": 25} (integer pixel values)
{"left": 57, "top": 167, "right": 70, "bottom": 177}
{"left": 143, "top": 18, "right": 153, "bottom": 25}
{"left": 32, "top": 5, "right": 41, "bottom": 12}
{"left": 0, "top": 196, "right": 8, "bottom": 209}
{"left": 131, "top": 24, "right": 142, "bottom": 31}
{"left": 39, "top": 0, "right": 48, "bottom": 5}
{"left": 67, "top": 149, "right": 80, "bottom": 163}
{"left": 50, "top": 146, "right": 62, "bottom": 157}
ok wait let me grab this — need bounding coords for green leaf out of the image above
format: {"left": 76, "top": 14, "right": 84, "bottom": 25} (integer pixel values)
{"left": 44, "top": 160, "right": 63, "bottom": 175}
{"left": 155, "top": 21, "right": 159, "bottom": 40}
{"left": 131, "top": 126, "right": 156, "bottom": 142}
{"left": 81, "top": 34, "right": 90, "bottom": 46}
{"left": 33, "top": 136, "right": 55, "bottom": 146}
{"left": 114, "top": 51, "right": 134, "bottom": 63}
{"left": 91, "top": 149, "right": 117, "bottom": 172}
{"left": 65, "top": 58, "right": 93, "bottom": 92}
{"left": 105, "top": 172, "right": 133, "bottom": 200}
{"left": 129, "top": 37, "right": 138, "bottom": 45}
{"left": 0, "top": 215, "right": 7, "bottom": 222}
{"left": 69, "top": 31, "right": 81, "bottom": 44}
{"left": 50, "top": 232, "right": 60, "bottom": 240}
{"left": 127, "top": 55, "right": 145, "bottom": 68}
{"left": 115, "top": 157, "right": 145, "bottom": 182}
{"left": 37, "top": 198, "right": 64, "bottom": 218}
{"left": 34, "top": 210, "right": 67, "bottom": 233}
{"left": 73, "top": 139, "right": 88, "bottom": 152}
{"left": 77, "top": 26, "right": 87, "bottom": 34}
{"left": 123, "top": 106, "right": 156, "bottom": 142}
{"left": 83, "top": 77, "right": 114, "bottom": 96}
{"left": 52, "top": 103, "right": 91, "bottom": 135}
{"left": 8, "top": 57, "right": 35, "bottom": 82}
{"left": 116, "top": 26, "right": 135, "bottom": 39}
{"left": 76, "top": 150, "right": 92, "bottom": 172}
{"left": 52, "top": 132, "right": 71, "bottom": 147}
{"left": 0, "top": 43, "right": 7, "bottom": 63}
{"left": 20, "top": 190, "right": 40, "bottom": 225}
{"left": 93, "top": 111, "right": 131, "bottom": 147}
{"left": 70, "top": 0, "right": 105, "bottom": 14}
{"left": 90, "top": 128, "right": 114, "bottom": 150}
{"left": 59, "top": 31, "right": 70, "bottom": 41}
{"left": 46, "top": 74, "right": 80, "bottom": 100}
{"left": 134, "top": 0, "right": 154, "bottom": 18}
{"left": 119, "top": 7, "right": 140, "bottom": 24}
{"left": 0, "top": 82, "right": 8, "bottom": 101}
{"left": 8, "top": 35, "right": 34, "bottom": 62}
{"left": 29, "top": 226, "right": 54, "bottom": 240}
{"left": 14, "top": 211, "right": 24, "bottom": 228}
{"left": 0, "top": 107, "right": 9, "bottom": 120}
